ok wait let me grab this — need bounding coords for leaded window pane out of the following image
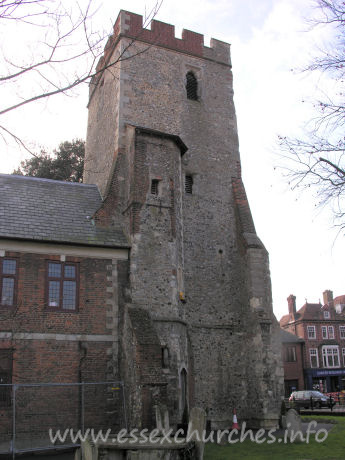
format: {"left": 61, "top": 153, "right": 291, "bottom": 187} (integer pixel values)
{"left": 63, "top": 281, "right": 76, "bottom": 310}
{"left": 64, "top": 265, "right": 76, "bottom": 278}
{"left": 48, "top": 262, "right": 61, "bottom": 278}
{"left": 1, "top": 278, "right": 14, "bottom": 306}
{"left": 49, "top": 280, "right": 60, "bottom": 307}
{"left": 2, "top": 260, "right": 16, "bottom": 275}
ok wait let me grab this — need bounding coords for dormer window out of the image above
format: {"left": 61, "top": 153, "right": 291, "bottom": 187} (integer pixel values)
{"left": 324, "top": 310, "right": 330, "bottom": 319}
{"left": 186, "top": 72, "right": 198, "bottom": 100}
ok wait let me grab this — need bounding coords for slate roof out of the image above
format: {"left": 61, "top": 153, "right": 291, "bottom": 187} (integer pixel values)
{"left": 0, "top": 174, "right": 129, "bottom": 248}
{"left": 280, "top": 328, "right": 304, "bottom": 343}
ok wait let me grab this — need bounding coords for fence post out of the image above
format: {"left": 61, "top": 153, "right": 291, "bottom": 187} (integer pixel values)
{"left": 12, "top": 384, "right": 17, "bottom": 460}
{"left": 121, "top": 382, "right": 127, "bottom": 431}
{"left": 81, "top": 383, "right": 85, "bottom": 435}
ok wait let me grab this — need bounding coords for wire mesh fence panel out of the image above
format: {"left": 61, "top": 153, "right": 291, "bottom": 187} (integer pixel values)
{"left": 0, "top": 385, "right": 12, "bottom": 454}
{"left": 0, "top": 382, "right": 125, "bottom": 456}
{"left": 15, "top": 384, "right": 79, "bottom": 452}
{"left": 83, "top": 383, "right": 126, "bottom": 436}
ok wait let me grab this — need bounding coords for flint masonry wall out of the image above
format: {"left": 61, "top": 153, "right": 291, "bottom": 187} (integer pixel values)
{"left": 85, "top": 10, "right": 283, "bottom": 429}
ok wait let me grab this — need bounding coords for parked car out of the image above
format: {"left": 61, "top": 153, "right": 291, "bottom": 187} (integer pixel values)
{"left": 289, "top": 390, "right": 335, "bottom": 409}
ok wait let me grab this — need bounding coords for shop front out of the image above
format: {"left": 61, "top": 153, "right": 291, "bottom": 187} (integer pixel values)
{"left": 305, "top": 368, "right": 345, "bottom": 393}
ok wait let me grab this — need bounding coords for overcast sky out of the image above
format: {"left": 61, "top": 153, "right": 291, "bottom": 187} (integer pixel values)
{"left": 1, "top": 0, "right": 343, "bottom": 320}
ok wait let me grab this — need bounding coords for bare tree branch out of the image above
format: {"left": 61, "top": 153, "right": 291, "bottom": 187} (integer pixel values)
{"left": 278, "top": 0, "right": 345, "bottom": 228}
{"left": 0, "top": 0, "right": 163, "bottom": 153}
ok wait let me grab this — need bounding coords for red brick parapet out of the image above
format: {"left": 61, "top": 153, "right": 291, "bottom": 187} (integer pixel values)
{"left": 91, "top": 10, "right": 231, "bottom": 89}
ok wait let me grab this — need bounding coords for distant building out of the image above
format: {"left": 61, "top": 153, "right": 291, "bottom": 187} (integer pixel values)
{"left": 280, "top": 329, "right": 305, "bottom": 397}
{"left": 280, "top": 291, "right": 345, "bottom": 393}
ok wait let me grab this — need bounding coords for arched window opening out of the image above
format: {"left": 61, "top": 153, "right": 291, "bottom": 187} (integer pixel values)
{"left": 180, "top": 368, "right": 188, "bottom": 424}
{"left": 186, "top": 72, "right": 198, "bottom": 100}
{"left": 162, "top": 347, "right": 170, "bottom": 369}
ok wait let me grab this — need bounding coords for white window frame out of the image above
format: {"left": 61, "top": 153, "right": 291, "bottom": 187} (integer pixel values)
{"left": 324, "top": 310, "right": 330, "bottom": 319}
{"left": 328, "top": 326, "right": 334, "bottom": 339}
{"left": 322, "top": 345, "right": 340, "bottom": 368}
{"left": 321, "top": 326, "right": 328, "bottom": 339}
{"left": 307, "top": 325, "right": 316, "bottom": 340}
{"left": 340, "top": 326, "right": 345, "bottom": 340}
{"left": 342, "top": 348, "right": 345, "bottom": 367}
{"left": 310, "top": 348, "right": 319, "bottom": 368}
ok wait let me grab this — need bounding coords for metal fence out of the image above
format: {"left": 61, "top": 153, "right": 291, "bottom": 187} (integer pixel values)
{"left": 0, "top": 381, "right": 126, "bottom": 458}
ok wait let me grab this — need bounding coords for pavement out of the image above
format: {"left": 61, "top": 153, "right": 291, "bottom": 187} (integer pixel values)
{"left": 300, "top": 405, "right": 345, "bottom": 415}
{"left": 0, "top": 450, "right": 75, "bottom": 460}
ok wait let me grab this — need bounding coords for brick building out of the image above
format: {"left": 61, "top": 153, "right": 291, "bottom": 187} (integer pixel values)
{"left": 280, "top": 291, "right": 345, "bottom": 393}
{"left": 0, "top": 10, "right": 283, "bottom": 433}
{"left": 280, "top": 329, "right": 305, "bottom": 397}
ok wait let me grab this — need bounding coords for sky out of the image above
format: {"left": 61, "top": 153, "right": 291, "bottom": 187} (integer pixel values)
{"left": 0, "top": 0, "right": 344, "bottom": 320}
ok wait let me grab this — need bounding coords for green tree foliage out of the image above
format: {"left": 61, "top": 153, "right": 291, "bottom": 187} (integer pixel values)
{"left": 13, "top": 139, "right": 85, "bottom": 182}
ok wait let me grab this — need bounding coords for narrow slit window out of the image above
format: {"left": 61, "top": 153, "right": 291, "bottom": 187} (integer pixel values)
{"left": 185, "top": 175, "right": 193, "bottom": 194}
{"left": 186, "top": 72, "right": 198, "bottom": 100}
{"left": 151, "top": 179, "right": 159, "bottom": 196}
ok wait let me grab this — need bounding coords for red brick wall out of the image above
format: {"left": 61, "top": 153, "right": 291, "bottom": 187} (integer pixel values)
{"left": 282, "top": 342, "right": 304, "bottom": 391}
{"left": 0, "top": 250, "right": 119, "bottom": 443}
{"left": 0, "top": 252, "right": 109, "bottom": 335}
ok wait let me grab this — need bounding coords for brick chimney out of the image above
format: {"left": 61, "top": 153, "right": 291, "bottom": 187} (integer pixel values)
{"left": 287, "top": 295, "right": 296, "bottom": 321}
{"left": 323, "top": 290, "right": 333, "bottom": 305}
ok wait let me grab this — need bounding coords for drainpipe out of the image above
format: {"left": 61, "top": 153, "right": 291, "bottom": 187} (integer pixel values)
{"left": 78, "top": 341, "right": 88, "bottom": 434}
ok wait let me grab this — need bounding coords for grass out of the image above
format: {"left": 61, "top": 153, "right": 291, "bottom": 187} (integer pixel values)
{"left": 204, "top": 416, "right": 345, "bottom": 460}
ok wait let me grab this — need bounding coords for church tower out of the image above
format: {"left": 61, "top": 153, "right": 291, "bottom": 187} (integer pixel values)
{"left": 84, "top": 11, "right": 283, "bottom": 429}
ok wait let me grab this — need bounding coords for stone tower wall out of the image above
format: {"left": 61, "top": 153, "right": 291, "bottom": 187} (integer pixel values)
{"left": 84, "top": 10, "right": 284, "bottom": 429}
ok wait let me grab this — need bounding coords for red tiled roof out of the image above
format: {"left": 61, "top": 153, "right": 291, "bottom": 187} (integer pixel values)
{"left": 280, "top": 295, "right": 345, "bottom": 325}
{"left": 279, "top": 314, "right": 290, "bottom": 327}
{"left": 280, "top": 302, "right": 322, "bottom": 325}
{"left": 334, "top": 295, "right": 345, "bottom": 305}
{"left": 297, "top": 303, "right": 322, "bottom": 320}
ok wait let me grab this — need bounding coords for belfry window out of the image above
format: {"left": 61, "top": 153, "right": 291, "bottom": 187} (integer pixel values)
{"left": 151, "top": 179, "right": 159, "bottom": 195}
{"left": 185, "top": 175, "right": 193, "bottom": 194}
{"left": 186, "top": 72, "right": 198, "bottom": 100}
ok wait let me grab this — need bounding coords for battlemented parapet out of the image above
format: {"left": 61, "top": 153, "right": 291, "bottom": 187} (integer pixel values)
{"left": 91, "top": 10, "right": 231, "bottom": 90}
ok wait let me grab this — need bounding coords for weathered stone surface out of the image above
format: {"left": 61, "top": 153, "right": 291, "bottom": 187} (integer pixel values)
{"left": 286, "top": 409, "right": 303, "bottom": 443}
{"left": 188, "top": 407, "right": 206, "bottom": 460}
{"left": 81, "top": 438, "right": 98, "bottom": 460}
{"left": 155, "top": 405, "right": 163, "bottom": 433}
{"left": 84, "top": 10, "right": 284, "bottom": 431}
